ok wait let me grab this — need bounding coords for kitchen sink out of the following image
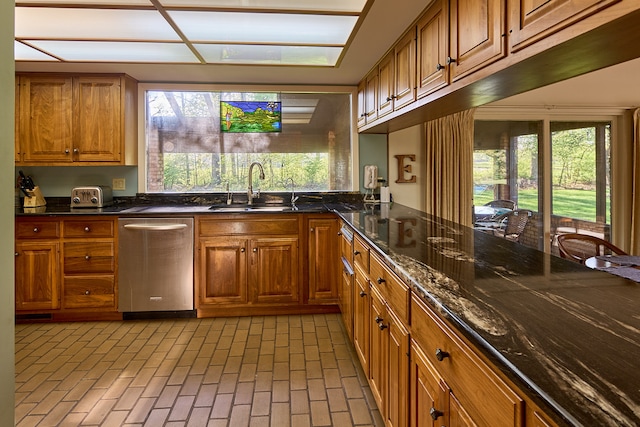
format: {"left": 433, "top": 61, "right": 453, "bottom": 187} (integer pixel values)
{"left": 209, "top": 205, "right": 293, "bottom": 213}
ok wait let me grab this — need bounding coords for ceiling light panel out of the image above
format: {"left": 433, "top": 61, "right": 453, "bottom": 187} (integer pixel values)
{"left": 14, "top": 41, "right": 58, "bottom": 61}
{"left": 17, "top": 0, "right": 151, "bottom": 4}
{"left": 15, "top": 7, "right": 181, "bottom": 41}
{"left": 158, "top": 0, "right": 367, "bottom": 13}
{"left": 169, "top": 11, "right": 357, "bottom": 45}
{"left": 26, "top": 41, "right": 200, "bottom": 62}
{"left": 194, "top": 44, "right": 341, "bottom": 66}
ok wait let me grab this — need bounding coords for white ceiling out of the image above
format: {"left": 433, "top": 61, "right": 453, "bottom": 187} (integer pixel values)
{"left": 14, "top": 0, "right": 429, "bottom": 85}
{"left": 14, "top": 0, "right": 640, "bottom": 109}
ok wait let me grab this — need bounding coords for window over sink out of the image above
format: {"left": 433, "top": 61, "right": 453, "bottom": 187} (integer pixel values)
{"left": 144, "top": 88, "right": 353, "bottom": 193}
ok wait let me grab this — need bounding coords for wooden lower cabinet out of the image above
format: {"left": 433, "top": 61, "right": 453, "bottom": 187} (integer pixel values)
{"left": 15, "top": 216, "right": 118, "bottom": 319}
{"left": 197, "top": 215, "right": 303, "bottom": 315}
{"left": 352, "top": 264, "right": 371, "bottom": 375}
{"left": 337, "top": 225, "right": 559, "bottom": 427}
{"left": 15, "top": 240, "right": 60, "bottom": 311}
{"left": 307, "top": 216, "right": 340, "bottom": 304}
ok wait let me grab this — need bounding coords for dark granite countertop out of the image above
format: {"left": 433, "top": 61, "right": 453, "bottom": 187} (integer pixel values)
{"left": 333, "top": 203, "right": 640, "bottom": 427}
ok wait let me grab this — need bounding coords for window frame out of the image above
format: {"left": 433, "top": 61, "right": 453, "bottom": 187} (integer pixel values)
{"left": 475, "top": 106, "right": 627, "bottom": 253}
{"left": 136, "top": 82, "right": 360, "bottom": 194}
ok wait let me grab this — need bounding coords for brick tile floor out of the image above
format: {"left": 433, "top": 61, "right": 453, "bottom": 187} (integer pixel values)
{"left": 15, "top": 314, "right": 384, "bottom": 427}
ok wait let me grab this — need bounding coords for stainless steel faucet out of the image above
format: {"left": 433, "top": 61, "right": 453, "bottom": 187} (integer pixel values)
{"left": 285, "top": 177, "right": 299, "bottom": 206}
{"left": 247, "top": 162, "right": 265, "bottom": 205}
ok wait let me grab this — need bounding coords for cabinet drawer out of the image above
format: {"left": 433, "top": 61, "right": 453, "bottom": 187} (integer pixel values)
{"left": 63, "top": 275, "right": 115, "bottom": 308}
{"left": 16, "top": 220, "right": 60, "bottom": 239}
{"left": 199, "top": 216, "right": 299, "bottom": 236}
{"left": 411, "top": 294, "right": 523, "bottom": 426}
{"left": 353, "top": 235, "right": 370, "bottom": 273}
{"left": 370, "top": 252, "right": 409, "bottom": 324}
{"left": 63, "top": 219, "right": 115, "bottom": 238}
{"left": 339, "top": 226, "right": 353, "bottom": 263}
{"left": 64, "top": 241, "right": 115, "bottom": 273}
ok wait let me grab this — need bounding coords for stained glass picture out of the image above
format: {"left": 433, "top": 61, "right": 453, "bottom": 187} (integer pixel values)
{"left": 220, "top": 100, "right": 282, "bottom": 133}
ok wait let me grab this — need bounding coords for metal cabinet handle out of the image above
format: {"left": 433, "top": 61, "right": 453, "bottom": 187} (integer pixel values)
{"left": 435, "top": 348, "right": 450, "bottom": 361}
{"left": 33, "top": 227, "right": 39, "bottom": 233}
{"left": 436, "top": 63, "right": 444, "bottom": 71}
{"left": 430, "top": 407, "right": 444, "bottom": 420}
{"left": 377, "top": 277, "right": 386, "bottom": 285}
{"left": 359, "top": 290, "right": 367, "bottom": 297}
{"left": 241, "top": 248, "right": 246, "bottom": 253}
{"left": 84, "top": 290, "right": 90, "bottom": 295}
{"left": 354, "top": 250, "right": 360, "bottom": 255}
{"left": 73, "top": 148, "right": 79, "bottom": 153}
{"left": 65, "top": 149, "right": 70, "bottom": 154}
{"left": 446, "top": 56, "right": 456, "bottom": 65}
{"left": 253, "top": 248, "right": 258, "bottom": 253}
{"left": 375, "top": 316, "right": 383, "bottom": 324}
{"left": 310, "top": 228, "right": 315, "bottom": 232}
{"left": 85, "top": 255, "right": 91, "bottom": 260}
{"left": 84, "top": 226, "right": 90, "bottom": 232}
{"left": 378, "top": 323, "right": 388, "bottom": 331}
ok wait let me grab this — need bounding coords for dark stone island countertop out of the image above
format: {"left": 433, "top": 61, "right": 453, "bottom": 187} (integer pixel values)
{"left": 16, "top": 195, "right": 640, "bottom": 425}
{"left": 332, "top": 203, "right": 640, "bottom": 427}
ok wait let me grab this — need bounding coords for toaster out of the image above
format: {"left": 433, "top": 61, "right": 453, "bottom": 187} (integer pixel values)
{"left": 71, "top": 186, "right": 113, "bottom": 208}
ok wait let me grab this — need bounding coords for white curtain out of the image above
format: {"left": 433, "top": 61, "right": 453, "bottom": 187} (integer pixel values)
{"left": 424, "top": 109, "right": 475, "bottom": 227}
{"left": 630, "top": 108, "right": 640, "bottom": 254}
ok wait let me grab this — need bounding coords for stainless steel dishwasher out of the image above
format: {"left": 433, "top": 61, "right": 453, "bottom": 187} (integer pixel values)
{"left": 118, "top": 217, "right": 194, "bottom": 316}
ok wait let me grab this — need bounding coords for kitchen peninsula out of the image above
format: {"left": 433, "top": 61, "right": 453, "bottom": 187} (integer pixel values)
{"left": 15, "top": 199, "right": 640, "bottom": 426}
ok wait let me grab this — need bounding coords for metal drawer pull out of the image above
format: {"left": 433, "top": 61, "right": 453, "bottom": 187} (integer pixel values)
{"left": 430, "top": 407, "right": 444, "bottom": 420}
{"left": 85, "top": 255, "right": 91, "bottom": 260}
{"left": 375, "top": 316, "right": 383, "bottom": 323}
{"left": 435, "top": 348, "right": 450, "bottom": 361}
{"left": 84, "top": 227, "right": 90, "bottom": 232}
{"left": 377, "top": 277, "right": 385, "bottom": 284}
{"left": 359, "top": 290, "right": 367, "bottom": 297}
{"left": 378, "top": 323, "right": 388, "bottom": 330}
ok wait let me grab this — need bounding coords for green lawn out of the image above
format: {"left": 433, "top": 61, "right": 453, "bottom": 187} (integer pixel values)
{"left": 474, "top": 187, "right": 604, "bottom": 222}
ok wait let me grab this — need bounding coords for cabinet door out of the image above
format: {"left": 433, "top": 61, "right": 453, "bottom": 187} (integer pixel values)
{"left": 387, "top": 308, "right": 409, "bottom": 427}
{"left": 410, "top": 343, "right": 450, "bottom": 427}
{"left": 377, "top": 51, "right": 395, "bottom": 118}
{"left": 449, "top": 0, "right": 506, "bottom": 81}
{"left": 15, "top": 241, "right": 60, "bottom": 311}
{"left": 308, "top": 218, "right": 340, "bottom": 304}
{"left": 15, "top": 76, "right": 20, "bottom": 163}
{"left": 74, "top": 76, "right": 122, "bottom": 162}
{"left": 19, "top": 75, "right": 73, "bottom": 163}
{"left": 393, "top": 29, "right": 416, "bottom": 110}
{"left": 369, "top": 287, "right": 388, "bottom": 416}
{"left": 364, "top": 69, "right": 378, "bottom": 124}
{"left": 357, "top": 79, "right": 366, "bottom": 128}
{"left": 353, "top": 266, "right": 370, "bottom": 375}
{"left": 251, "top": 237, "right": 300, "bottom": 304}
{"left": 340, "top": 264, "right": 354, "bottom": 341}
{"left": 417, "top": 0, "right": 449, "bottom": 99}
{"left": 199, "top": 237, "right": 248, "bottom": 305}
{"left": 508, "top": 0, "right": 619, "bottom": 52}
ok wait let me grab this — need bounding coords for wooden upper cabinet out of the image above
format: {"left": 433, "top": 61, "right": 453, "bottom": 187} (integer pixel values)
{"left": 449, "top": 0, "right": 507, "bottom": 81}
{"left": 74, "top": 76, "right": 122, "bottom": 162}
{"left": 364, "top": 69, "right": 378, "bottom": 124}
{"left": 357, "top": 80, "right": 367, "bottom": 128}
{"left": 19, "top": 75, "right": 74, "bottom": 164}
{"left": 417, "top": 0, "right": 449, "bottom": 99}
{"left": 377, "top": 51, "right": 395, "bottom": 118}
{"left": 508, "top": 0, "right": 620, "bottom": 52}
{"left": 393, "top": 29, "right": 417, "bottom": 111}
{"left": 16, "top": 73, "right": 137, "bottom": 166}
{"left": 15, "top": 77, "right": 21, "bottom": 162}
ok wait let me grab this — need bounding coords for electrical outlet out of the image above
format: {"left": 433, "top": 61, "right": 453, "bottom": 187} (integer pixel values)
{"left": 112, "top": 178, "right": 126, "bottom": 191}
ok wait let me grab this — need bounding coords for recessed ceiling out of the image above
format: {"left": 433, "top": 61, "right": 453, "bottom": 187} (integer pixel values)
{"left": 15, "top": 0, "right": 366, "bottom": 66}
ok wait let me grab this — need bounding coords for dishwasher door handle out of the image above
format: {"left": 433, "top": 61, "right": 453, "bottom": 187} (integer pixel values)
{"left": 123, "top": 223, "right": 189, "bottom": 231}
